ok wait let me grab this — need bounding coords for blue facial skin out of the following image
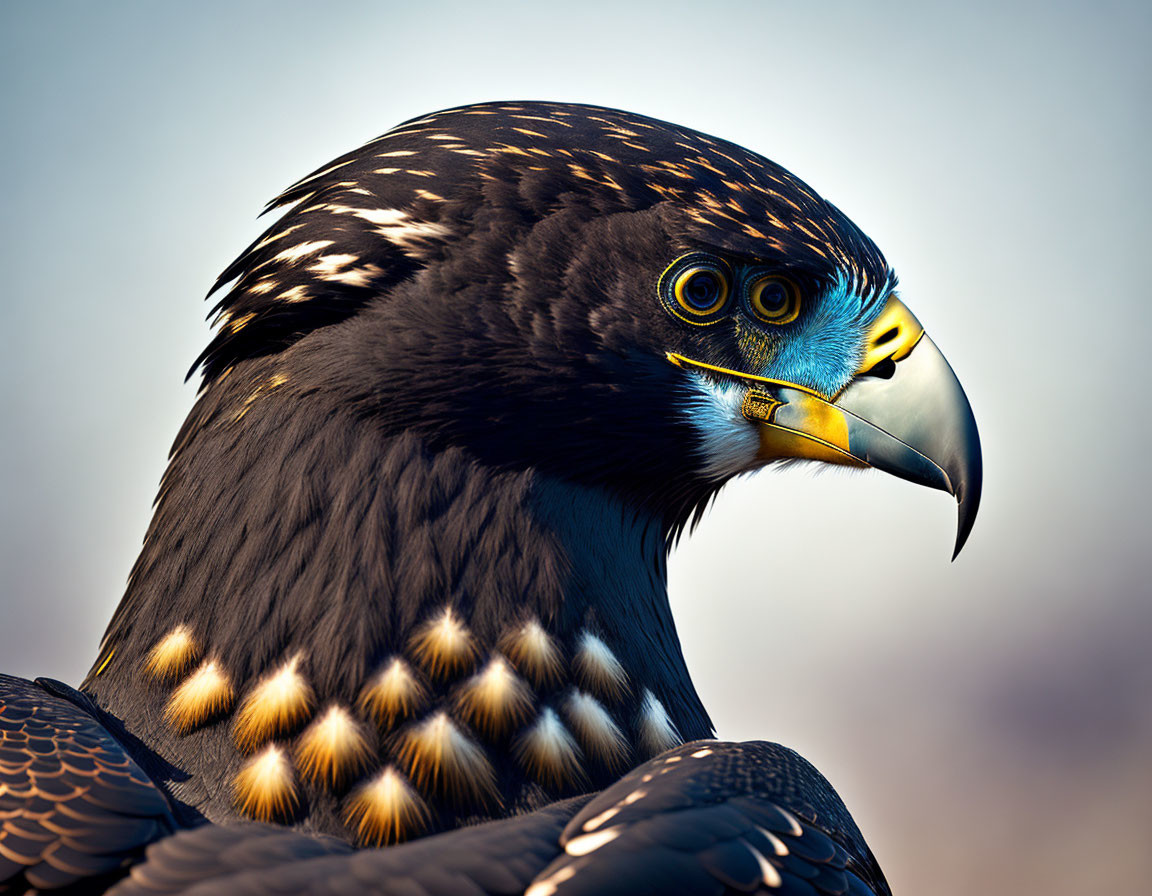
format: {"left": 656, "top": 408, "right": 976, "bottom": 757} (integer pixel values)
{"left": 758, "top": 271, "right": 891, "bottom": 399}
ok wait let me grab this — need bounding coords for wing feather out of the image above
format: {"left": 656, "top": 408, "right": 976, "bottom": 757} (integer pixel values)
{"left": 0, "top": 674, "right": 176, "bottom": 890}
{"left": 112, "top": 741, "right": 889, "bottom": 896}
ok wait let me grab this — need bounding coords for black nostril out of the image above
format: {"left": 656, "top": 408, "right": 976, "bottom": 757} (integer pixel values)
{"left": 863, "top": 357, "right": 897, "bottom": 380}
{"left": 875, "top": 327, "right": 899, "bottom": 346}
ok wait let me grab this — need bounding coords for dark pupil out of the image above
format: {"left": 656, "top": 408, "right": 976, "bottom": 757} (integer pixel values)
{"left": 759, "top": 281, "right": 787, "bottom": 311}
{"left": 685, "top": 271, "right": 720, "bottom": 309}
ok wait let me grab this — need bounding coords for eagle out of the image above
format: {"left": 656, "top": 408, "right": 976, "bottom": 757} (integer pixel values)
{"left": 0, "top": 101, "right": 980, "bottom": 895}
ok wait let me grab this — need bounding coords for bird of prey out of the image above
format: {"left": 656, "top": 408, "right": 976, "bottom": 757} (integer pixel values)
{"left": 0, "top": 101, "right": 981, "bottom": 895}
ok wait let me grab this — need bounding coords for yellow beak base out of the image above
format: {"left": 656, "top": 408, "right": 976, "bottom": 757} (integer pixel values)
{"left": 669, "top": 296, "right": 983, "bottom": 558}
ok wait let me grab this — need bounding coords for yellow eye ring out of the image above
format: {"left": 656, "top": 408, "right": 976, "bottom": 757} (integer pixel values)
{"left": 658, "top": 254, "right": 732, "bottom": 325}
{"left": 747, "top": 275, "right": 801, "bottom": 325}
{"left": 674, "top": 266, "right": 729, "bottom": 316}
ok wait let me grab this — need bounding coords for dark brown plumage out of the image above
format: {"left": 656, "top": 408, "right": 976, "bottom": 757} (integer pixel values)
{"left": 1, "top": 100, "right": 984, "bottom": 893}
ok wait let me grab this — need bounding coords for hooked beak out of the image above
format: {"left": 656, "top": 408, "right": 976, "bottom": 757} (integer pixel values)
{"left": 668, "top": 295, "right": 983, "bottom": 558}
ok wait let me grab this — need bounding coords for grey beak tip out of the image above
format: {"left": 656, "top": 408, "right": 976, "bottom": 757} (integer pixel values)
{"left": 951, "top": 530, "right": 967, "bottom": 562}
{"left": 950, "top": 472, "right": 982, "bottom": 561}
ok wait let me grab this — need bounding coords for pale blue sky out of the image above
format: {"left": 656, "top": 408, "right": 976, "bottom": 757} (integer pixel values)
{"left": 2, "top": 2, "right": 1150, "bottom": 893}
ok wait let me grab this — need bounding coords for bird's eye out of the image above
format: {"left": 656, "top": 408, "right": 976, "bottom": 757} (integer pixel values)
{"left": 659, "top": 254, "right": 732, "bottom": 325}
{"left": 676, "top": 267, "right": 727, "bottom": 314}
{"left": 747, "top": 275, "right": 802, "bottom": 325}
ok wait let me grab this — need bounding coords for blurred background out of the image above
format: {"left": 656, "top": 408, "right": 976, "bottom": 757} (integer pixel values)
{"left": 2, "top": 1, "right": 1149, "bottom": 892}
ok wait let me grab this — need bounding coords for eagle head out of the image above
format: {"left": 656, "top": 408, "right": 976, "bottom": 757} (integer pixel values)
{"left": 194, "top": 101, "right": 981, "bottom": 554}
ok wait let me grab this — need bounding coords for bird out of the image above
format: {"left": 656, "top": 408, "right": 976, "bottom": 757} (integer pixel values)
{"left": 0, "top": 101, "right": 981, "bottom": 895}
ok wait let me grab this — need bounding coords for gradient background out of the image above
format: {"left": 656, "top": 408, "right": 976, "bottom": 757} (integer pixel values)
{"left": 2, "top": 2, "right": 1150, "bottom": 892}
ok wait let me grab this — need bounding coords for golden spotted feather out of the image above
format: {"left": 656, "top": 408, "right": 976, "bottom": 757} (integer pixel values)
{"left": 343, "top": 765, "right": 430, "bottom": 846}
{"left": 233, "top": 744, "right": 299, "bottom": 822}
{"left": 409, "top": 608, "right": 478, "bottom": 679}
{"left": 359, "top": 657, "right": 428, "bottom": 727}
{"left": 233, "top": 654, "right": 314, "bottom": 750}
{"left": 143, "top": 624, "right": 200, "bottom": 682}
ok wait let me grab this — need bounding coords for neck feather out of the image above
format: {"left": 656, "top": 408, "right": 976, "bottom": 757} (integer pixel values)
{"left": 84, "top": 377, "right": 711, "bottom": 839}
